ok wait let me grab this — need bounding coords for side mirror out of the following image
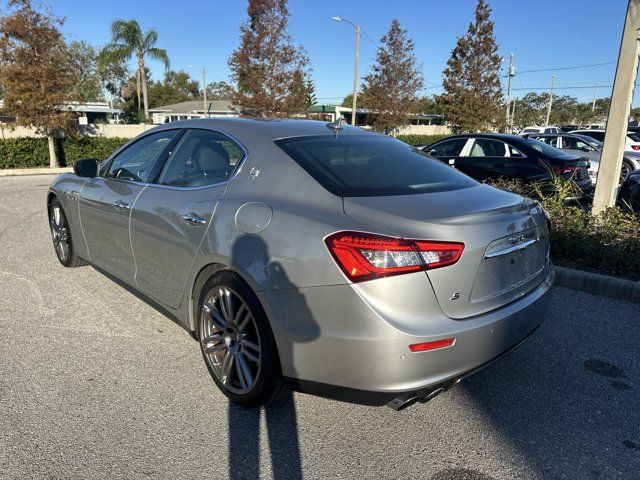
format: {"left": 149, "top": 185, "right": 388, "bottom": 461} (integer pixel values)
{"left": 73, "top": 158, "right": 99, "bottom": 178}
{"left": 580, "top": 145, "right": 592, "bottom": 152}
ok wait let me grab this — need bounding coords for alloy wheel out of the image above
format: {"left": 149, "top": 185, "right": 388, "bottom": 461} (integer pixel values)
{"left": 50, "top": 205, "right": 69, "bottom": 262}
{"left": 199, "top": 287, "right": 262, "bottom": 395}
{"left": 620, "top": 162, "right": 632, "bottom": 183}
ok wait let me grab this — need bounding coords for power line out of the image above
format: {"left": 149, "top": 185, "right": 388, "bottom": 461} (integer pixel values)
{"left": 516, "top": 61, "right": 616, "bottom": 75}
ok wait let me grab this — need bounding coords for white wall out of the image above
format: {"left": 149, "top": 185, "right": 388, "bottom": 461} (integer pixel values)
{"left": 0, "top": 123, "right": 154, "bottom": 139}
{"left": 396, "top": 124, "right": 452, "bottom": 135}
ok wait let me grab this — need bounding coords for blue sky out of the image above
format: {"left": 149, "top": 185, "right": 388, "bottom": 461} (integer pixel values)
{"left": 5, "top": 0, "right": 633, "bottom": 104}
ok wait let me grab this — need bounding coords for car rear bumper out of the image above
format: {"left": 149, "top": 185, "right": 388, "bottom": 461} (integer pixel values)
{"left": 257, "top": 266, "right": 554, "bottom": 407}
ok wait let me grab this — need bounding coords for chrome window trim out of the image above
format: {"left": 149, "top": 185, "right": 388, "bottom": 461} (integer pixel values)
{"left": 150, "top": 127, "right": 249, "bottom": 191}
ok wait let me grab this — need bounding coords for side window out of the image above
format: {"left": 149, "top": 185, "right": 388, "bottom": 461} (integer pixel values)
{"left": 538, "top": 136, "right": 557, "bottom": 146}
{"left": 158, "top": 129, "right": 244, "bottom": 187}
{"left": 427, "top": 139, "right": 467, "bottom": 157}
{"left": 587, "top": 131, "right": 605, "bottom": 142}
{"left": 469, "top": 139, "right": 507, "bottom": 157}
{"left": 508, "top": 145, "right": 525, "bottom": 157}
{"left": 106, "top": 130, "right": 178, "bottom": 183}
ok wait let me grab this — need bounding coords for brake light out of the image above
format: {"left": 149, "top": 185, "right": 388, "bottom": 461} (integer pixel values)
{"left": 325, "top": 231, "right": 464, "bottom": 282}
{"left": 632, "top": 145, "right": 640, "bottom": 151}
{"left": 552, "top": 165, "right": 579, "bottom": 175}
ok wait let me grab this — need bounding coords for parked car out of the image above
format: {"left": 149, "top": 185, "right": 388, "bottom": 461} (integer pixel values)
{"left": 560, "top": 125, "right": 580, "bottom": 132}
{"left": 618, "top": 169, "right": 640, "bottom": 212}
{"left": 48, "top": 119, "right": 554, "bottom": 410}
{"left": 526, "top": 132, "right": 640, "bottom": 183}
{"left": 422, "top": 133, "right": 593, "bottom": 198}
{"left": 570, "top": 128, "right": 640, "bottom": 152}
{"left": 520, "top": 125, "right": 562, "bottom": 134}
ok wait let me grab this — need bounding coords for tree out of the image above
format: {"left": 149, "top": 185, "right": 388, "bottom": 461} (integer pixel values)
{"left": 99, "top": 19, "right": 169, "bottom": 121}
{"left": 304, "top": 78, "right": 316, "bottom": 108}
{"left": 206, "top": 81, "right": 234, "bottom": 101}
{"left": 97, "top": 58, "right": 129, "bottom": 103}
{"left": 0, "top": 0, "right": 79, "bottom": 167}
{"left": 342, "top": 92, "right": 368, "bottom": 108}
{"left": 441, "top": 0, "right": 503, "bottom": 132}
{"left": 228, "top": 0, "right": 312, "bottom": 116}
{"left": 68, "top": 40, "right": 103, "bottom": 102}
{"left": 417, "top": 95, "right": 443, "bottom": 115}
{"left": 146, "top": 70, "right": 200, "bottom": 108}
{"left": 361, "top": 20, "right": 423, "bottom": 135}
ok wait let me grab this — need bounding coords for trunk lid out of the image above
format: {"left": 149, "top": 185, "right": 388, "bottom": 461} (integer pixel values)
{"left": 343, "top": 184, "right": 549, "bottom": 319}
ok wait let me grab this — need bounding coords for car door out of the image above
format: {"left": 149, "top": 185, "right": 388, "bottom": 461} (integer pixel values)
{"left": 424, "top": 138, "right": 470, "bottom": 167}
{"left": 130, "top": 128, "right": 246, "bottom": 309}
{"left": 455, "top": 138, "right": 514, "bottom": 180}
{"left": 80, "top": 129, "right": 181, "bottom": 283}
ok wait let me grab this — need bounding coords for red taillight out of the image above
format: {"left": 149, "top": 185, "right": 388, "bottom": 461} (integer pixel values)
{"left": 409, "top": 338, "right": 456, "bottom": 352}
{"left": 632, "top": 145, "right": 640, "bottom": 151}
{"left": 552, "top": 165, "right": 579, "bottom": 175}
{"left": 324, "top": 231, "right": 464, "bottom": 282}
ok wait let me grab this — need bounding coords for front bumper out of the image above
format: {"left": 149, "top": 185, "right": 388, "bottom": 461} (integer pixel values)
{"left": 257, "top": 266, "right": 554, "bottom": 406}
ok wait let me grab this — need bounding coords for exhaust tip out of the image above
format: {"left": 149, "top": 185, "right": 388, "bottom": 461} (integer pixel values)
{"left": 387, "top": 396, "right": 420, "bottom": 411}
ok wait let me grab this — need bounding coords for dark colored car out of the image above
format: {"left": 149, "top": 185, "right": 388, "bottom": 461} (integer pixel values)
{"left": 422, "top": 134, "right": 593, "bottom": 196}
{"left": 618, "top": 169, "right": 640, "bottom": 212}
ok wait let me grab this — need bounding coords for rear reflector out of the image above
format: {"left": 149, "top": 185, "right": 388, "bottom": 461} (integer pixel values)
{"left": 409, "top": 338, "right": 455, "bottom": 352}
{"left": 325, "top": 231, "right": 464, "bottom": 282}
{"left": 632, "top": 145, "right": 640, "bottom": 151}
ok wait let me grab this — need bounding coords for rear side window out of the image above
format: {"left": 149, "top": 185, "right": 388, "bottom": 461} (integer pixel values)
{"left": 582, "top": 131, "right": 605, "bottom": 142}
{"left": 275, "top": 135, "right": 477, "bottom": 197}
{"left": 426, "top": 138, "right": 467, "bottom": 157}
{"left": 469, "top": 139, "right": 507, "bottom": 157}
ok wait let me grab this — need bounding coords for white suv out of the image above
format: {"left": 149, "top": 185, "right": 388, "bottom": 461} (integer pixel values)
{"left": 520, "top": 126, "right": 562, "bottom": 134}
{"left": 571, "top": 129, "right": 640, "bottom": 151}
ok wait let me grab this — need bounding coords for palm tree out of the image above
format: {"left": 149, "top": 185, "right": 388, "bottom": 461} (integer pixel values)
{"left": 98, "top": 19, "right": 169, "bottom": 120}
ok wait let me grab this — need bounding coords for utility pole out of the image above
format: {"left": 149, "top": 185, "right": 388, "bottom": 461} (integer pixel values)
{"left": 505, "top": 52, "right": 514, "bottom": 133}
{"left": 202, "top": 67, "right": 207, "bottom": 118}
{"left": 545, "top": 75, "right": 556, "bottom": 125}
{"left": 593, "top": 0, "right": 640, "bottom": 214}
{"left": 592, "top": 81, "right": 599, "bottom": 111}
{"left": 332, "top": 16, "right": 361, "bottom": 126}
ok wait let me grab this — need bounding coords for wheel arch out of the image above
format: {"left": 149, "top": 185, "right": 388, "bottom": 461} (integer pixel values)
{"left": 187, "top": 261, "right": 263, "bottom": 335}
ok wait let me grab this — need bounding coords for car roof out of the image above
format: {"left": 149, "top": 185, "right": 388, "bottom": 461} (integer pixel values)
{"left": 436, "top": 133, "right": 528, "bottom": 143}
{"left": 142, "top": 117, "right": 374, "bottom": 142}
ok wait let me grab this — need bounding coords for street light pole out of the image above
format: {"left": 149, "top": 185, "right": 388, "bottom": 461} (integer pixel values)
{"left": 545, "top": 75, "right": 556, "bottom": 126}
{"left": 332, "top": 16, "right": 361, "bottom": 126}
{"left": 591, "top": 81, "right": 599, "bottom": 112}
{"left": 505, "top": 52, "right": 514, "bottom": 133}
{"left": 202, "top": 67, "right": 207, "bottom": 117}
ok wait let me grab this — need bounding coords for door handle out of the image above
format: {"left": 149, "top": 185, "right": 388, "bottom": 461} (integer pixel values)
{"left": 181, "top": 213, "right": 206, "bottom": 226}
{"left": 112, "top": 200, "right": 130, "bottom": 211}
{"left": 494, "top": 163, "right": 508, "bottom": 168}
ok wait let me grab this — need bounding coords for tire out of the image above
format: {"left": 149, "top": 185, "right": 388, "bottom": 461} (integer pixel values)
{"left": 197, "top": 270, "right": 286, "bottom": 407}
{"left": 621, "top": 159, "right": 634, "bottom": 183}
{"left": 49, "top": 197, "right": 86, "bottom": 268}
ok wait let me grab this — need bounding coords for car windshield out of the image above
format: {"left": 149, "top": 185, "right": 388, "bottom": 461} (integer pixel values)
{"left": 275, "top": 134, "right": 478, "bottom": 197}
{"left": 523, "top": 138, "right": 569, "bottom": 157}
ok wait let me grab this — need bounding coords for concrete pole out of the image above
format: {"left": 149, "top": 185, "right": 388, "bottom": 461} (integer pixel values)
{"left": 545, "top": 75, "right": 556, "bottom": 125}
{"left": 202, "top": 67, "right": 207, "bottom": 118}
{"left": 593, "top": 0, "right": 640, "bottom": 214}
{"left": 592, "top": 82, "right": 599, "bottom": 112}
{"left": 351, "top": 24, "right": 361, "bottom": 126}
{"left": 505, "top": 52, "right": 514, "bottom": 132}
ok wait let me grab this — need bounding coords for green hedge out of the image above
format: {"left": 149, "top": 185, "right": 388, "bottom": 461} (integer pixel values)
{"left": 396, "top": 134, "right": 450, "bottom": 146}
{"left": 0, "top": 137, "right": 129, "bottom": 169}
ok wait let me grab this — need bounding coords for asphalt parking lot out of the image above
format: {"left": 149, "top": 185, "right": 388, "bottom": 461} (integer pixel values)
{"left": 1, "top": 175, "right": 639, "bottom": 480}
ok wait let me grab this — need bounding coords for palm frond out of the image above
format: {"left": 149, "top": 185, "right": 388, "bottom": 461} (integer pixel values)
{"left": 98, "top": 43, "right": 134, "bottom": 69}
{"left": 145, "top": 47, "right": 170, "bottom": 71}
{"left": 110, "top": 19, "right": 142, "bottom": 49}
{"left": 141, "top": 30, "right": 158, "bottom": 50}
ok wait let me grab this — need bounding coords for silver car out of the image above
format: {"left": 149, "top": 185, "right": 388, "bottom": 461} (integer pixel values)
{"left": 48, "top": 118, "right": 554, "bottom": 410}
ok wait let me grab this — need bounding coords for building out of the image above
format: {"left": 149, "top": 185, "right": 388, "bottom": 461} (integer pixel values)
{"left": 149, "top": 100, "right": 238, "bottom": 124}
{"left": 0, "top": 100, "right": 122, "bottom": 124}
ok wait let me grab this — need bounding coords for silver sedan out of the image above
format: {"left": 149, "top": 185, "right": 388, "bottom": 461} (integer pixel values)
{"left": 48, "top": 118, "right": 553, "bottom": 410}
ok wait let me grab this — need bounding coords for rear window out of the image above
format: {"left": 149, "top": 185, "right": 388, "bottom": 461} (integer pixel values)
{"left": 275, "top": 134, "right": 478, "bottom": 197}
{"left": 524, "top": 138, "right": 569, "bottom": 157}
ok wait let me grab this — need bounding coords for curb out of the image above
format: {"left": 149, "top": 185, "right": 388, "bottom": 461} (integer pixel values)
{"left": 554, "top": 266, "right": 640, "bottom": 304}
{"left": 0, "top": 167, "right": 72, "bottom": 177}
